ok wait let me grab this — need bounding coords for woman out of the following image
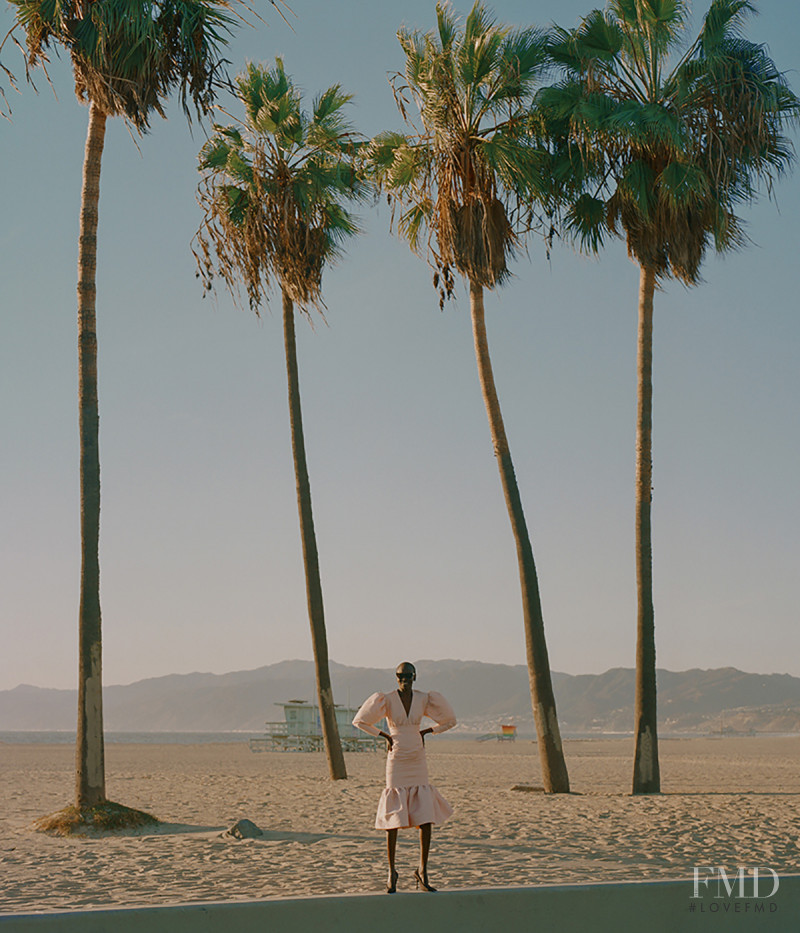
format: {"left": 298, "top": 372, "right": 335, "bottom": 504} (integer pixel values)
{"left": 352, "top": 661, "right": 456, "bottom": 893}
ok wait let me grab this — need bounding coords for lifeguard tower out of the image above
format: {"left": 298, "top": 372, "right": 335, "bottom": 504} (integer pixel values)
{"left": 476, "top": 723, "right": 517, "bottom": 742}
{"left": 249, "top": 700, "right": 384, "bottom": 752}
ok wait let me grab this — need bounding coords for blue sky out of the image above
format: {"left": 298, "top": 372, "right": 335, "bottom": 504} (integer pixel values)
{"left": 1, "top": 0, "right": 798, "bottom": 691}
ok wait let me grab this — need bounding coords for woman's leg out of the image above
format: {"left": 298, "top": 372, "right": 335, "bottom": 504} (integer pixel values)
{"left": 386, "top": 828, "right": 398, "bottom": 892}
{"left": 418, "top": 822, "right": 432, "bottom": 879}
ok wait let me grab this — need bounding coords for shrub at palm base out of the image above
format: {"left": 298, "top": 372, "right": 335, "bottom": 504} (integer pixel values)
{"left": 33, "top": 801, "right": 159, "bottom": 836}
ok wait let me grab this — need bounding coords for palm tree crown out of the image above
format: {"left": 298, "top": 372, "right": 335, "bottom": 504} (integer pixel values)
{"left": 545, "top": 0, "right": 798, "bottom": 279}
{"left": 8, "top": 0, "right": 245, "bottom": 127}
{"left": 196, "top": 59, "right": 367, "bottom": 310}
{"left": 371, "top": 1, "right": 552, "bottom": 295}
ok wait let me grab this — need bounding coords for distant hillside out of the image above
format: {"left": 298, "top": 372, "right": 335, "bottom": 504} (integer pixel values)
{"left": 2, "top": 660, "right": 799, "bottom": 734}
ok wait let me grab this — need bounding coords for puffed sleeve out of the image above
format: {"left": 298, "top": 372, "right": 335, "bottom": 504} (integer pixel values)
{"left": 352, "top": 692, "right": 387, "bottom": 737}
{"left": 424, "top": 691, "right": 456, "bottom": 734}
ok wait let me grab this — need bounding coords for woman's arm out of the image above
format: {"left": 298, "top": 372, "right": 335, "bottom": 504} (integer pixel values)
{"left": 424, "top": 692, "right": 457, "bottom": 734}
{"left": 353, "top": 693, "right": 391, "bottom": 749}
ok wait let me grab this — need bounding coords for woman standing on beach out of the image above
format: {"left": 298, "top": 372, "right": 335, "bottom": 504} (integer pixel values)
{"left": 353, "top": 661, "right": 456, "bottom": 893}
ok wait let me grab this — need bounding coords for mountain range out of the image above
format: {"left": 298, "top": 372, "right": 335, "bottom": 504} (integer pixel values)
{"left": 3, "top": 660, "right": 800, "bottom": 735}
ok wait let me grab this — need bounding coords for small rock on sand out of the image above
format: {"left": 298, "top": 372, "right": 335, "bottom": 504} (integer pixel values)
{"left": 221, "top": 819, "right": 264, "bottom": 839}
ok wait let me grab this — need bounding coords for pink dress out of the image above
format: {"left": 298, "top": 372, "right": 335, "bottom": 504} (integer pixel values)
{"left": 353, "top": 689, "right": 456, "bottom": 830}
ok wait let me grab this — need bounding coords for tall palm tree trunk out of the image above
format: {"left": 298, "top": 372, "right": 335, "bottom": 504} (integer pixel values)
{"left": 282, "top": 289, "right": 347, "bottom": 780}
{"left": 76, "top": 101, "right": 107, "bottom": 808}
{"left": 469, "top": 280, "right": 570, "bottom": 793}
{"left": 632, "top": 264, "right": 660, "bottom": 794}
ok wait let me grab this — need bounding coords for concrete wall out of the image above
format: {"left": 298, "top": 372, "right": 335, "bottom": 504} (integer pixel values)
{"left": 2, "top": 875, "right": 798, "bottom": 933}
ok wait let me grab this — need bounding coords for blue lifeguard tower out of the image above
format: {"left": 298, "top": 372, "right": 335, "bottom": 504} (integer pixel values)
{"left": 249, "top": 700, "right": 383, "bottom": 752}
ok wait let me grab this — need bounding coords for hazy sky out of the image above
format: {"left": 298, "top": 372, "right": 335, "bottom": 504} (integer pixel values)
{"left": 1, "top": 1, "right": 798, "bottom": 692}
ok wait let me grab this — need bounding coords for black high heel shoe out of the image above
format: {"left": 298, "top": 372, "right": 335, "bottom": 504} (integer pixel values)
{"left": 414, "top": 868, "right": 437, "bottom": 892}
{"left": 386, "top": 869, "right": 399, "bottom": 894}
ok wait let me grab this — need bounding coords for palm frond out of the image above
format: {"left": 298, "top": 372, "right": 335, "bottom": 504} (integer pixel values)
{"left": 605, "top": 100, "right": 685, "bottom": 152}
{"left": 312, "top": 84, "right": 352, "bottom": 125}
{"left": 487, "top": 28, "right": 549, "bottom": 107}
{"left": 566, "top": 193, "right": 607, "bottom": 252}
{"left": 435, "top": 1, "right": 459, "bottom": 54}
{"left": 458, "top": 3, "right": 505, "bottom": 90}
{"left": 399, "top": 201, "right": 433, "bottom": 253}
{"left": 620, "top": 158, "right": 656, "bottom": 217}
{"left": 700, "top": 0, "right": 756, "bottom": 53}
{"left": 199, "top": 129, "right": 235, "bottom": 169}
{"left": 479, "top": 130, "right": 548, "bottom": 200}
{"left": 572, "top": 9, "right": 625, "bottom": 66}
{"left": 370, "top": 132, "right": 428, "bottom": 190}
{"left": 656, "top": 161, "right": 710, "bottom": 207}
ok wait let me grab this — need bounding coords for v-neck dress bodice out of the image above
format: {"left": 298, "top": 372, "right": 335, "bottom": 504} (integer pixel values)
{"left": 353, "top": 689, "right": 456, "bottom": 829}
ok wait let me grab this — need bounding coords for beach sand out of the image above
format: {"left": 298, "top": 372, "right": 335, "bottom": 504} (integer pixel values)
{"left": 1, "top": 737, "right": 798, "bottom": 912}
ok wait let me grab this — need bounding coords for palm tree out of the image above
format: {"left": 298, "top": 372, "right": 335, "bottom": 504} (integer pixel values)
{"left": 195, "top": 60, "right": 367, "bottom": 781}
{"left": 8, "top": 0, "right": 255, "bottom": 822}
{"left": 371, "top": 2, "right": 570, "bottom": 793}
{"left": 544, "top": 0, "right": 798, "bottom": 793}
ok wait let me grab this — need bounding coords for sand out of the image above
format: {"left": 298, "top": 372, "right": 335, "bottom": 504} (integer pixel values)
{"left": 1, "top": 736, "right": 798, "bottom": 912}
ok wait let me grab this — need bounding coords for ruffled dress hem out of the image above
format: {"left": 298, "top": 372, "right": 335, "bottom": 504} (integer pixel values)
{"left": 374, "top": 784, "right": 454, "bottom": 830}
